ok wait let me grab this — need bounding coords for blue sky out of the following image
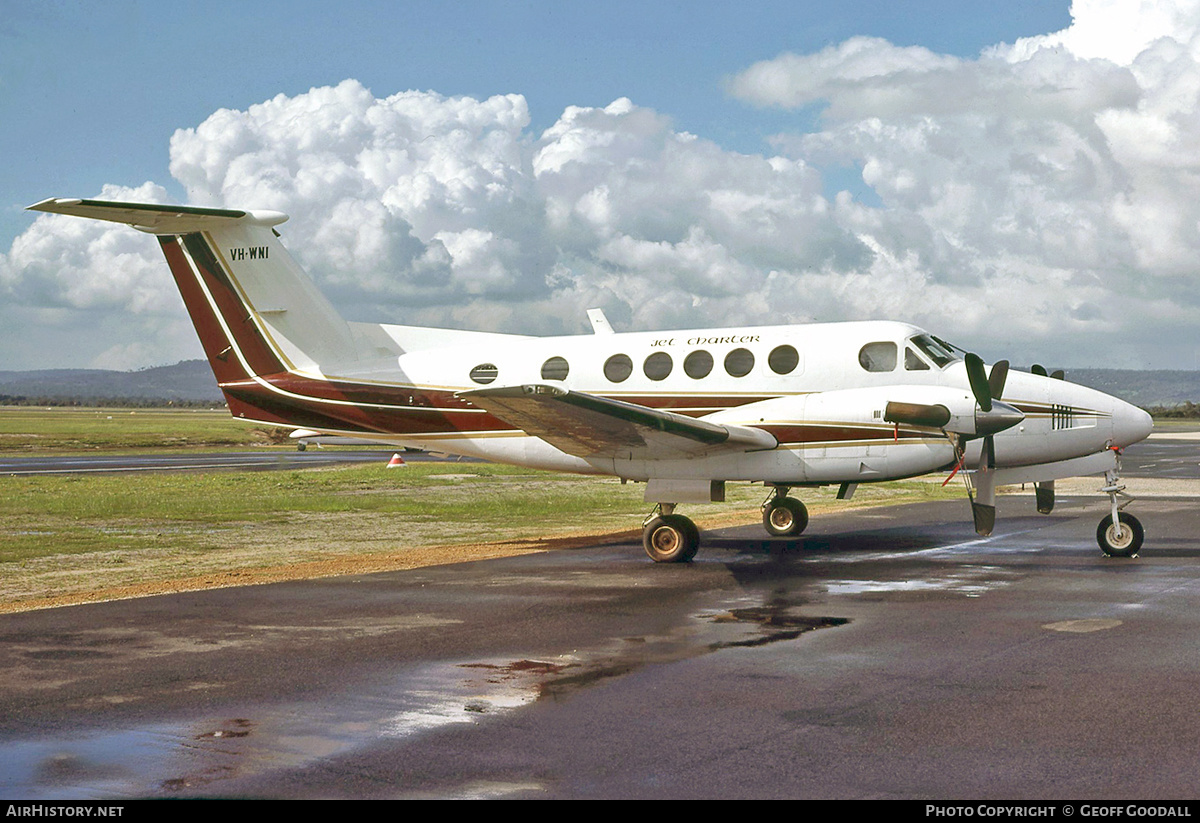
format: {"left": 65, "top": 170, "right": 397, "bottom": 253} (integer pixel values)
{"left": 8, "top": 1, "right": 1200, "bottom": 372}
{"left": 0, "top": 1, "right": 1070, "bottom": 248}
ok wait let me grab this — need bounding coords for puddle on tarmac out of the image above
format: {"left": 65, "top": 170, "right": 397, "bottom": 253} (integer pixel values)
{"left": 705, "top": 607, "right": 849, "bottom": 648}
{"left": 825, "top": 566, "right": 1013, "bottom": 598}
{"left": 1, "top": 598, "right": 849, "bottom": 798}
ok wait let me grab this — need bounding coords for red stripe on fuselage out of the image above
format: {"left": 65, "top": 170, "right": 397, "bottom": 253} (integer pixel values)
{"left": 158, "top": 233, "right": 920, "bottom": 445}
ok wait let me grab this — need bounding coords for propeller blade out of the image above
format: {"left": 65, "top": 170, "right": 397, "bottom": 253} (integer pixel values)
{"left": 1031, "top": 364, "right": 1047, "bottom": 376}
{"left": 971, "top": 463, "right": 997, "bottom": 536}
{"left": 988, "top": 360, "right": 1009, "bottom": 401}
{"left": 1035, "top": 480, "right": 1055, "bottom": 514}
{"left": 884, "top": 401, "right": 952, "bottom": 429}
{"left": 964, "top": 353, "right": 992, "bottom": 412}
{"left": 972, "top": 499, "right": 996, "bottom": 536}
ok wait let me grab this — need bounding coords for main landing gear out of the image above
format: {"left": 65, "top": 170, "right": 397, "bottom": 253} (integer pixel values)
{"left": 1097, "top": 463, "right": 1143, "bottom": 558}
{"left": 761, "top": 487, "right": 809, "bottom": 537}
{"left": 640, "top": 489, "right": 813, "bottom": 563}
{"left": 642, "top": 504, "right": 699, "bottom": 563}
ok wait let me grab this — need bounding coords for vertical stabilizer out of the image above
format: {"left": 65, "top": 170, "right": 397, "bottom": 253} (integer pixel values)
{"left": 27, "top": 199, "right": 360, "bottom": 382}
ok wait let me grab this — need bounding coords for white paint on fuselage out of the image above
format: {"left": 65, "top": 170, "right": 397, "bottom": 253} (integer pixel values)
{"left": 325, "top": 318, "right": 1152, "bottom": 485}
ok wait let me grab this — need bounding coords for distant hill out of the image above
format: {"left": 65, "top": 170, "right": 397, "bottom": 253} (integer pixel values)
{"left": 0, "top": 360, "right": 1197, "bottom": 409}
{"left": 0, "top": 360, "right": 222, "bottom": 405}
{"left": 1055, "top": 370, "right": 1200, "bottom": 409}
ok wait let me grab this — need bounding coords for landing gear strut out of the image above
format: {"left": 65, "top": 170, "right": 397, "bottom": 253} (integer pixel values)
{"left": 761, "top": 487, "right": 809, "bottom": 537}
{"left": 1097, "top": 462, "right": 1142, "bottom": 558}
{"left": 642, "top": 504, "right": 699, "bottom": 563}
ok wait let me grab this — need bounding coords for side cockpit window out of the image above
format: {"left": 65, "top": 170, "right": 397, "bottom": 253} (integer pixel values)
{"left": 858, "top": 342, "right": 897, "bottom": 372}
{"left": 905, "top": 347, "right": 931, "bottom": 371}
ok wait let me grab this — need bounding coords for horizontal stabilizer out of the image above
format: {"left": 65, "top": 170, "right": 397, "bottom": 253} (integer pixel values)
{"left": 459, "top": 384, "right": 777, "bottom": 460}
{"left": 27, "top": 198, "right": 287, "bottom": 234}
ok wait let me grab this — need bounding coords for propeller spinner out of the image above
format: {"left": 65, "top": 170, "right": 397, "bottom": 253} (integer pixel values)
{"left": 885, "top": 354, "right": 1025, "bottom": 537}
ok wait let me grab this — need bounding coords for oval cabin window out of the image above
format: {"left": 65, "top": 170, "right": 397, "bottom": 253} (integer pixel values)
{"left": 541, "top": 356, "right": 569, "bottom": 380}
{"left": 644, "top": 351, "right": 673, "bottom": 381}
{"left": 684, "top": 350, "right": 714, "bottom": 379}
{"left": 469, "top": 363, "right": 499, "bottom": 384}
{"left": 724, "top": 348, "right": 755, "bottom": 377}
{"left": 604, "top": 354, "right": 634, "bottom": 383}
{"left": 768, "top": 345, "right": 799, "bottom": 375}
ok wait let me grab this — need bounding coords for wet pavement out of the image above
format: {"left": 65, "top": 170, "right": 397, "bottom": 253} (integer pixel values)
{"left": 3, "top": 482, "right": 1200, "bottom": 799}
{"left": 2, "top": 435, "right": 1198, "bottom": 799}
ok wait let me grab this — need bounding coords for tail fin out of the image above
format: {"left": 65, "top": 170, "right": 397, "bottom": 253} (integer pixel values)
{"left": 28, "top": 198, "right": 365, "bottom": 428}
{"left": 29, "top": 198, "right": 358, "bottom": 378}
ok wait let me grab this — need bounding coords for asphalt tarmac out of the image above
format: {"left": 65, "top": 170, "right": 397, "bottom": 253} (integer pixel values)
{"left": 1, "top": 436, "right": 1198, "bottom": 799}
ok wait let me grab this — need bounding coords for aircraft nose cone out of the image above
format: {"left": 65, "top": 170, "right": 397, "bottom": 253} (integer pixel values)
{"left": 1113, "top": 401, "right": 1153, "bottom": 448}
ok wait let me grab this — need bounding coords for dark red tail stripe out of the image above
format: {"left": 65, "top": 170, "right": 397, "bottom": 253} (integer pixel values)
{"left": 159, "top": 235, "right": 252, "bottom": 386}
{"left": 178, "top": 233, "right": 286, "bottom": 377}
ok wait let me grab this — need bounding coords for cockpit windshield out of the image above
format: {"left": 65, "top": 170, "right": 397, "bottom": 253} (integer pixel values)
{"left": 910, "top": 334, "right": 959, "bottom": 368}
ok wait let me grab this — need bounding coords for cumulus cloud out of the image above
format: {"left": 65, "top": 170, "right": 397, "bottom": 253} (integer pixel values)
{"left": 3, "top": 82, "right": 871, "bottom": 363}
{"left": 727, "top": 0, "right": 1200, "bottom": 366}
{"left": 6, "top": 0, "right": 1200, "bottom": 370}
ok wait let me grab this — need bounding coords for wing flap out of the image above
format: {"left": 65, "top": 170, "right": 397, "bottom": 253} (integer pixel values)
{"left": 459, "top": 384, "right": 776, "bottom": 459}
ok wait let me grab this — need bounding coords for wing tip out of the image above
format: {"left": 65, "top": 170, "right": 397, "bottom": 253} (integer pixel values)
{"left": 27, "top": 197, "right": 82, "bottom": 213}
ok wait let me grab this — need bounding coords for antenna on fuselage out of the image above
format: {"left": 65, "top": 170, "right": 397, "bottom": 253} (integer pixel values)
{"left": 587, "top": 308, "right": 615, "bottom": 335}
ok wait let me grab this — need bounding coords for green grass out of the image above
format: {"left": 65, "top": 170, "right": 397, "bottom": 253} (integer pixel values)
{"left": 0, "top": 406, "right": 965, "bottom": 609}
{"left": 0, "top": 406, "right": 279, "bottom": 452}
{"left": 0, "top": 461, "right": 962, "bottom": 565}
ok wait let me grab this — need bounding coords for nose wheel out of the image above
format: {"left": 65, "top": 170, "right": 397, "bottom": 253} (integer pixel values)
{"left": 1097, "top": 462, "right": 1142, "bottom": 558}
{"left": 1097, "top": 512, "right": 1143, "bottom": 558}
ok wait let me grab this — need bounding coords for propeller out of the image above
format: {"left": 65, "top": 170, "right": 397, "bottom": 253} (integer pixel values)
{"left": 1031, "top": 363, "right": 1064, "bottom": 380}
{"left": 883, "top": 351, "right": 1024, "bottom": 537}
{"left": 960, "top": 354, "right": 1023, "bottom": 536}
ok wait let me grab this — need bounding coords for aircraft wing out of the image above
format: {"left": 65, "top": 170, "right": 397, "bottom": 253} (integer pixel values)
{"left": 458, "top": 384, "right": 777, "bottom": 460}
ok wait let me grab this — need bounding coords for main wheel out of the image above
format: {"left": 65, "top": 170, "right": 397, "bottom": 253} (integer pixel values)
{"left": 1097, "top": 512, "right": 1143, "bottom": 558}
{"left": 643, "top": 514, "right": 700, "bottom": 563}
{"left": 762, "top": 497, "right": 809, "bottom": 537}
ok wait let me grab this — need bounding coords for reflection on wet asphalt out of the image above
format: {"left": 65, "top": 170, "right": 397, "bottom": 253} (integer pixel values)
{"left": 3, "top": 480, "right": 1200, "bottom": 798}
{"left": 2, "top": 581, "right": 856, "bottom": 797}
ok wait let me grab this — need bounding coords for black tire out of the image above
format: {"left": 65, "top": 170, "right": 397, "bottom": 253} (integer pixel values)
{"left": 762, "top": 497, "right": 809, "bottom": 537}
{"left": 643, "top": 514, "right": 700, "bottom": 563}
{"left": 1097, "top": 513, "right": 1143, "bottom": 558}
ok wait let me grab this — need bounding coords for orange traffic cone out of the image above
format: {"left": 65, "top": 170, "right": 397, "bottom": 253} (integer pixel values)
{"left": 386, "top": 453, "right": 406, "bottom": 468}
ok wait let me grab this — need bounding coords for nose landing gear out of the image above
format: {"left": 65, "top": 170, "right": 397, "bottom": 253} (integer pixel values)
{"left": 1097, "top": 461, "right": 1142, "bottom": 558}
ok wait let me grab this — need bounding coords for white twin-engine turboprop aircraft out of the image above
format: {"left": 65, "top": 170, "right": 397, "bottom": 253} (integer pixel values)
{"left": 29, "top": 198, "right": 1155, "bottom": 562}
